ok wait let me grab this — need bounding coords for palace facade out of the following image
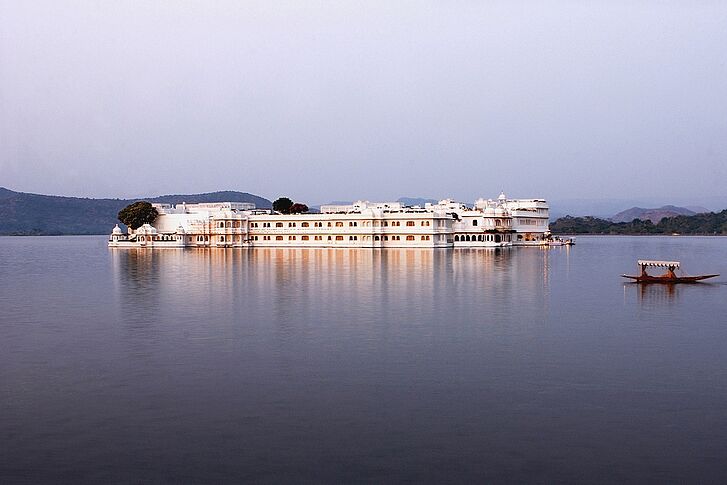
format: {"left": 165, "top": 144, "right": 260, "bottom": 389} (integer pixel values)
{"left": 108, "top": 194, "right": 551, "bottom": 249}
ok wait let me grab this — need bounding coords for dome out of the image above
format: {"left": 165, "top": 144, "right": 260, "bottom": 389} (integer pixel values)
{"left": 135, "top": 223, "right": 157, "bottom": 235}
{"left": 498, "top": 192, "right": 507, "bottom": 201}
{"left": 112, "top": 224, "right": 123, "bottom": 235}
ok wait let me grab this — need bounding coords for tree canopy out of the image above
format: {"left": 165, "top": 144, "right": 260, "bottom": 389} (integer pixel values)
{"left": 289, "top": 203, "right": 309, "bottom": 214}
{"left": 273, "top": 197, "right": 309, "bottom": 214}
{"left": 273, "top": 197, "right": 294, "bottom": 214}
{"left": 118, "top": 201, "right": 159, "bottom": 230}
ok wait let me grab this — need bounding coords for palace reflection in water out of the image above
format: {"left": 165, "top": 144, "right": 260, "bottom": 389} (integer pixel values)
{"left": 110, "top": 247, "right": 554, "bottom": 346}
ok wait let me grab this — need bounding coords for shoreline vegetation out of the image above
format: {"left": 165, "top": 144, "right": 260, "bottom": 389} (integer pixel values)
{"left": 550, "top": 210, "right": 727, "bottom": 235}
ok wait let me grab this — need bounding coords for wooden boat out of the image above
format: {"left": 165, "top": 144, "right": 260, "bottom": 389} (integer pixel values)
{"left": 621, "top": 260, "right": 719, "bottom": 283}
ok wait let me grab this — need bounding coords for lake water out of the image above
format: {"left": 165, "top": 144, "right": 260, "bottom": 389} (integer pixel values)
{"left": 1, "top": 236, "right": 727, "bottom": 483}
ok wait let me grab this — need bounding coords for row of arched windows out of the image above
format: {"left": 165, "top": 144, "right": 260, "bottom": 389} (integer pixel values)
{"left": 454, "top": 234, "right": 507, "bottom": 243}
{"left": 243, "top": 219, "right": 440, "bottom": 229}
{"left": 217, "top": 221, "right": 242, "bottom": 228}
{"left": 150, "top": 235, "right": 180, "bottom": 241}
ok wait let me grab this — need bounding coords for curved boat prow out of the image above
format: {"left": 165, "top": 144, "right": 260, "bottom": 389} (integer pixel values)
{"left": 692, "top": 274, "right": 719, "bottom": 281}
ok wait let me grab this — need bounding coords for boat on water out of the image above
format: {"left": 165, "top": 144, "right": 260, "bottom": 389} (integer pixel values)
{"left": 621, "top": 260, "right": 719, "bottom": 283}
{"left": 540, "top": 236, "right": 575, "bottom": 247}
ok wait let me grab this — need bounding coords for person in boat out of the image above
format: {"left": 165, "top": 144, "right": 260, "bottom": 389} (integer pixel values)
{"left": 640, "top": 262, "right": 677, "bottom": 279}
{"left": 666, "top": 265, "right": 677, "bottom": 279}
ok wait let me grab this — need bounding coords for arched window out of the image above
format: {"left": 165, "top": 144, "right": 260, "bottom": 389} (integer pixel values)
{"left": 302, "top": 222, "right": 309, "bottom": 228}
{"left": 478, "top": 235, "right": 483, "bottom": 241}
{"left": 406, "top": 235, "right": 415, "bottom": 241}
{"left": 276, "top": 222, "right": 283, "bottom": 228}
{"left": 454, "top": 235, "right": 459, "bottom": 242}
{"left": 276, "top": 236, "right": 283, "bottom": 241}
{"left": 374, "top": 235, "right": 380, "bottom": 241}
{"left": 406, "top": 221, "right": 415, "bottom": 227}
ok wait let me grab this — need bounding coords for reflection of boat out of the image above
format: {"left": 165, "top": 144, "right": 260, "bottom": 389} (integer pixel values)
{"left": 621, "top": 260, "right": 719, "bottom": 283}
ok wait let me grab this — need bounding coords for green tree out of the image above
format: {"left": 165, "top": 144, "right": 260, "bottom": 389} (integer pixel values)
{"left": 273, "top": 197, "right": 294, "bottom": 214}
{"left": 289, "top": 203, "right": 309, "bottom": 214}
{"left": 118, "top": 201, "right": 159, "bottom": 230}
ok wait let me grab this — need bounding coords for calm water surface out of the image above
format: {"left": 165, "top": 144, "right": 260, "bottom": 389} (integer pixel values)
{"left": 1, "top": 236, "right": 727, "bottom": 483}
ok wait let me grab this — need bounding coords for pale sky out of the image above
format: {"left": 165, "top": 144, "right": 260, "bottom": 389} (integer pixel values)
{"left": 1, "top": 1, "right": 726, "bottom": 205}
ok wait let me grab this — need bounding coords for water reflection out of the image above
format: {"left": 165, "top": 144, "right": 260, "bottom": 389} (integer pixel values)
{"left": 6, "top": 237, "right": 727, "bottom": 483}
{"left": 109, "top": 248, "right": 552, "bottom": 337}
{"left": 636, "top": 282, "right": 678, "bottom": 304}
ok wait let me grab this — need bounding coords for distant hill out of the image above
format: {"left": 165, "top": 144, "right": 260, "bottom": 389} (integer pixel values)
{"left": 549, "top": 197, "right": 727, "bottom": 219}
{"left": 685, "top": 206, "right": 711, "bottom": 214}
{"left": 551, "top": 210, "right": 727, "bottom": 235}
{"left": 611, "top": 205, "right": 701, "bottom": 224}
{"left": 0, "top": 187, "right": 271, "bottom": 235}
{"left": 0, "top": 187, "right": 17, "bottom": 199}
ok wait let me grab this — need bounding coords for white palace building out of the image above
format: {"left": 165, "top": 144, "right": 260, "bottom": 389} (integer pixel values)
{"left": 108, "top": 193, "right": 551, "bottom": 249}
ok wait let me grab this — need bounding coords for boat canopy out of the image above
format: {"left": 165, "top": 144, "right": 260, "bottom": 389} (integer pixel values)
{"left": 638, "top": 260, "right": 680, "bottom": 268}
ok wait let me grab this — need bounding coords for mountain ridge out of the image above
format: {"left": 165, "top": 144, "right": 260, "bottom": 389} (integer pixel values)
{"left": 0, "top": 187, "right": 271, "bottom": 235}
{"left": 610, "top": 205, "right": 705, "bottom": 224}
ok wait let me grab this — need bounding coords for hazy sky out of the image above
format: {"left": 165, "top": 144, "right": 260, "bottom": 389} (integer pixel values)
{"left": 1, "top": 1, "right": 726, "bottom": 204}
